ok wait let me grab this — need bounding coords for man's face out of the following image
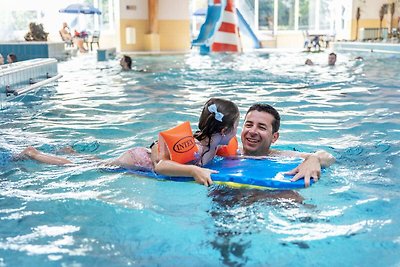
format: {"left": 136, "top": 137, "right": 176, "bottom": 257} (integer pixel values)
{"left": 241, "top": 110, "right": 279, "bottom": 156}
{"left": 328, "top": 54, "right": 336, "bottom": 65}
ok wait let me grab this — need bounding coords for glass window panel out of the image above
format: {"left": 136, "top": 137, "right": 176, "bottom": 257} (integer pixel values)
{"left": 11, "top": 11, "right": 38, "bottom": 31}
{"left": 299, "top": 0, "right": 316, "bottom": 30}
{"left": 278, "top": 0, "right": 295, "bottom": 30}
{"left": 258, "top": 0, "right": 274, "bottom": 31}
{"left": 100, "top": 0, "right": 110, "bottom": 27}
{"left": 319, "top": 0, "right": 331, "bottom": 30}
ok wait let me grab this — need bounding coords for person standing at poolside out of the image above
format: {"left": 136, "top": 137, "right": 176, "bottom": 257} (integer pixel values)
{"left": 239, "top": 104, "right": 335, "bottom": 187}
{"left": 0, "top": 53, "right": 4, "bottom": 65}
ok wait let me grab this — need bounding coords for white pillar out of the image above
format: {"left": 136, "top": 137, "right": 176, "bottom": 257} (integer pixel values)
{"left": 94, "top": 0, "right": 100, "bottom": 30}
{"left": 274, "top": 0, "right": 278, "bottom": 35}
{"left": 255, "top": 0, "right": 259, "bottom": 32}
{"left": 315, "top": 0, "right": 320, "bottom": 31}
{"left": 294, "top": 0, "right": 299, "bottom": 30}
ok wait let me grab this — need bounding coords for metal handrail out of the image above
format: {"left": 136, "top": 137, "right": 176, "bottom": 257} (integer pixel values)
{"left": 12, "top": 74, "right": 63, "bottom": 96}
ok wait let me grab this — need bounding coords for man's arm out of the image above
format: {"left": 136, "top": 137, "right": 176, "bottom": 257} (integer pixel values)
{"left": 271, "top": 149, "right": 335, "bottom": 167}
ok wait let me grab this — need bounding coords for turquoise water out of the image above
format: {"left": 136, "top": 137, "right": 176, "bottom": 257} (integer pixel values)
{"left": 1, "top": 51, "right": 399, "bottom": 266}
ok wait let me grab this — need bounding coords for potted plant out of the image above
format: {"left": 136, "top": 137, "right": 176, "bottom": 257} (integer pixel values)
{"left": 389, "top": 3, "right": 395, "bottom": 37}
{"left": 355, "top": 7, "right": 361, "bottom": 41}
{"left": 379, "top": 5, "right": 385, "bottom": 40}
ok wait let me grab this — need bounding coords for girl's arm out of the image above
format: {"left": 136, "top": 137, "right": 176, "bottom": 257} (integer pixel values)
{"left": 154, "top": 160, "right": 216, "bottom": 186}
{"left": 151, "top": 142, "right": 216, "bottom": 186}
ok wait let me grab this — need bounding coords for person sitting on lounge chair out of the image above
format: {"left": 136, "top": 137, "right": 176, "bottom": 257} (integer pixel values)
{"left": 60, "top": 22, "right": 87, "bottom": 53}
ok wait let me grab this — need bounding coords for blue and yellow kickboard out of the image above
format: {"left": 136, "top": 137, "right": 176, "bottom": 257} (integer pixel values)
{"left": 110, "top": 157, "right": 313, "bottom": 190}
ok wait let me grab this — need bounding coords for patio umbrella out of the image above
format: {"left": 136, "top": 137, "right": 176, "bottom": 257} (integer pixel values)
{"left": 59, "top": 3, "right": 101, "bottom": 15}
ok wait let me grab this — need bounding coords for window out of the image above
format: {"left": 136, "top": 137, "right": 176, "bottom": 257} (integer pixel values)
{"left": 12, "top": 11, "right": 39, "bottom": 31}
{"left": 83, "top": 0, "right": 115, "bottom": 32}
{"left": 319, "top": 0, "right": 331, "bottom": 30}
{"left": 255, "top": 0, "right": 332, "bottom": 32}
{"left": 98, "top": 0, "right": 115, "bottom": 31}
{"left": 278, "top": 0, "right": 295, "bottom": 30}
{"left": 258, "top": 0, "right": 274, "bottom": 31}
{"left": 299, "top": 0, "right": 312, "bottom": 30}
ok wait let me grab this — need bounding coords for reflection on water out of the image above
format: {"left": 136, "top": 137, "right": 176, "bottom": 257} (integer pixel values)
{"left": 0, "top": 51, "right": 399, "bottom": 266}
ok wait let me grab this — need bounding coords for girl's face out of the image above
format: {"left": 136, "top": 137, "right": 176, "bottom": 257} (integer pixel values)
{"left": 220, "top": 118, "right": 239, "bottom": 145}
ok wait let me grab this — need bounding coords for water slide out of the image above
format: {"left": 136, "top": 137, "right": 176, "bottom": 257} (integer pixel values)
{"left": 191, "top": 5, "right": 223, "bottom": 54}
{"left": 192, "top": 3, "right": 260, "bottom": 53}
{"left": 236, "top": 9, "right": 261, "bottom": 49}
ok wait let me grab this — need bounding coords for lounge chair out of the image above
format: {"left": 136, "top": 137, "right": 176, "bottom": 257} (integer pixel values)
{"left": 86, "top": 31, "right": 100, "bottom": 51}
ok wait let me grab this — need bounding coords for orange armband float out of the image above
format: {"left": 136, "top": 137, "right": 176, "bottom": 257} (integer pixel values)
{"left": 216, "top": 136, "right": 238, "bottom": 157}
{"left": 158, "top": 121, "right": 198, "bottom": 164}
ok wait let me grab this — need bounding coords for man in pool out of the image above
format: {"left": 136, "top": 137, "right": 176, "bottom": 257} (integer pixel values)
{"left": 239, "top": 104, "right": 335, "bottom": 187}
{"left": 328, "top": 52, "right": 337, "bottom": 66}
{"left": 120, "top": 55, "right": 132, "bottom": 70}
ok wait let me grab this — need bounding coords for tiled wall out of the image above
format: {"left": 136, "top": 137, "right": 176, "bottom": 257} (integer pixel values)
{"left": 0, "top": 58, "right": 59, "bottom": 95}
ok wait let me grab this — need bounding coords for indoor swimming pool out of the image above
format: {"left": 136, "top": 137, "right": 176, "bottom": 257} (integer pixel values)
{"left": 0, "top": 51, "right": 399, "bottom": 266}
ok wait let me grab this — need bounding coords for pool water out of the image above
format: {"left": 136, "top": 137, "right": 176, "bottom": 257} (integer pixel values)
{"left": 1, "top": 51, "right": 399, "bottom": 266}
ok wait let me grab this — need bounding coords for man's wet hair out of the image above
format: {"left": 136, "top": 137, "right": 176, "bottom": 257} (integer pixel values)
{"left": 123, "top": 55, "right": 132, "bottom": 69}
{"left": 246, "top": 104, "right": 281, "bottom": 133}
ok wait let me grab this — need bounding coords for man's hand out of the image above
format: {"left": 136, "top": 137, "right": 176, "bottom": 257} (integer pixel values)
{"left": 314, "top": 150, "right": 335, "bottom": 167}
{"left": 190, "top": 166, "right": 218, "bottom": 187}
{"left": 286, "top": 155, "right": 321, "bottom": 187}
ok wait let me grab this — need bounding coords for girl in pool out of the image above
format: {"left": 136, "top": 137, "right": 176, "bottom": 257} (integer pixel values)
{"left": 18, "top": 98, "right": 240, "bottom": 186}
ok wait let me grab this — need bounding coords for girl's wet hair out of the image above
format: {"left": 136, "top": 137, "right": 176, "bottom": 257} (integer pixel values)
{"left": 195, "top": 98, "right": 239, "bottom": 141}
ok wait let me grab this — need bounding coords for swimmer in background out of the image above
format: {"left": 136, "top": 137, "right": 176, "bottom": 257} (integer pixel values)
{"left": 305, "top": 53, "right": 336, "bottom": 66}
{"left": 120, "top": 55, "right": 147, "bottom": 72}
{"left": 7, "top": 53, "right": 17, "bottom": 64}
{"left": 18, "top": 98, "right": 240, "bottom": 186}
{"left": 120, "top": 55, "right": 132, "bottom": 70}
{"left": 305, "top": 58, "right": 314, "bottom": 65}
{"left": 328, "top": 52, "right": 337, "bottom": 66}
